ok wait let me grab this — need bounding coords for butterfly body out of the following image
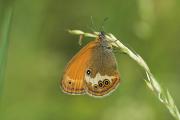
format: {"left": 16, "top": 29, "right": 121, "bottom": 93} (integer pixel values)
{"left": 61, "top": 32, "right": 120, "bottom": 97}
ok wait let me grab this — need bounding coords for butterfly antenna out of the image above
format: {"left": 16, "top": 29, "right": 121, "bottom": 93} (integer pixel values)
{"left": 100, "top": 17, "right": 109, "bottom": 32}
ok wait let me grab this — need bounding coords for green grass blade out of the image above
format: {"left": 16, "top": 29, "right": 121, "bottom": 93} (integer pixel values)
{"left": 0, "top": 7, "right": 13, "bottom": 101}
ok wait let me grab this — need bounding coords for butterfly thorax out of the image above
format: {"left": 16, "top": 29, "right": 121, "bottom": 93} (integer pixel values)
{"left": 98, "top": 32, "right": 113, "bottom": 51}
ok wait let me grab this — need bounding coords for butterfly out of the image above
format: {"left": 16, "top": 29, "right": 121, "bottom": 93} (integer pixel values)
{"left": 60, "top": 32, "right": 120, "bottom": 97}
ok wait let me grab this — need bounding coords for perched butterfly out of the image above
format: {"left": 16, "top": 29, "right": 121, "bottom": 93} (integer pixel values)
{"left": 60, "top": 32, "right": 120, "bottom": 97}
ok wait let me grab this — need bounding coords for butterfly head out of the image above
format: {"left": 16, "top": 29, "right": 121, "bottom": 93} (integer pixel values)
{"left": 98, "top": 31, "right": 106, "bottom": 41}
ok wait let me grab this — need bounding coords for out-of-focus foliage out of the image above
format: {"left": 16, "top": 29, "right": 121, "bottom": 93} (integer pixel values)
{"left": 0, "top": 0, "right": 180, "bottom": 120}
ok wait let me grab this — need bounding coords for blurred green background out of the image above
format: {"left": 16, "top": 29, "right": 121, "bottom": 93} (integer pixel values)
{"left": 0, "top": 0, "right": 180, "bottom": 120}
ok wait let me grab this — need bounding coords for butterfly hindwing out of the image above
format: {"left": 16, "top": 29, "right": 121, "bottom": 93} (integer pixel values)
{"left": 84, "top": 41, "right": 120, "bottom": 97}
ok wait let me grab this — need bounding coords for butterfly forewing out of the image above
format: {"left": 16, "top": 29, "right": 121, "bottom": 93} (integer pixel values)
{"left": 61, "top": 40, "right": 98, "bottom": 94}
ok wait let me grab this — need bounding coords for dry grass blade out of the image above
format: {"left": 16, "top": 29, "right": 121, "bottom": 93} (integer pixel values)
{"left": 68, "top": 29, "right": 180, "bottom": 120}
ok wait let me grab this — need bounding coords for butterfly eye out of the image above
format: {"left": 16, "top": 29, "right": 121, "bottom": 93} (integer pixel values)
{"left": 86, "top": 69, "right": 91, "bottom": 75}
{"left": 106, "top": 45, "right": 112, "bottom": 49}
{"left": 103, "top": 79, "right": 110, "bottom": 86}
{"left": 98, "top": 80, "right": 104, "bottom": 87}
